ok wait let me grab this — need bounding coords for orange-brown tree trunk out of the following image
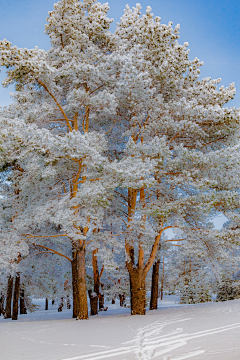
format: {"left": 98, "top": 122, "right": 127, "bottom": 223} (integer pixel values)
{"left": 71, "top": 250, "right": 79, "bottom": 318}
{"left": 77, "top": 246, "right": 88, "bottom": 319}
{"left": 150, "top": 259, "right": 160, "bottom": 310}
{"left": 129, "top": 269, "right": 146, "bottom": 315}
{"left": 12, "top": 274, "right": 20, "bottom": 320}
{"left": 4, "top": 275, "right": 13, "bottom": 319}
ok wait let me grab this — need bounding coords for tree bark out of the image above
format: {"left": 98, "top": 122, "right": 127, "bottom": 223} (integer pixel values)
{"left": 4, "top": 275, "right": 14, "bottom": 319}
{"left": 88, "top": 290, "right": 98, "bottom": 315}
{"left": 150, "top": 259, "right": 160, "bottom": 310}
{"left": 99, "top": 283, "right": 104, "bottom": 310}
{"left": 71, "top": 250, "right": 79, "bottom": 318}
{"left": 77, "top": 246, "right": 88, "bottom": 319}
{"left": 92, "top": 249, "right": 99, "bottom": 314}
{"left": 119, "top": 294, "right": 125, "bottom": 307}
{"left": 12, "top": 274, "right": 20, "bottom": 320}
{"left": 45, "top": 297, "right": 48, "bottom": 311}
{"left": 0, "top": 293, "right": 5, "bottom": 316}
{"left": 161, "top": 255, "right": 164, "bottom": 300}
{"left": 129, "top": 269, "right": 146, "bottom": 315}
{"left": 20, "top": 288, "right": 27, "bottom": 314}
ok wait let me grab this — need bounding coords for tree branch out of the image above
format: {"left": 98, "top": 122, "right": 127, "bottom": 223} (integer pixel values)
{"left": 37, "top": 80, "right": 72, "bottom": 132}
{"left": 32, "top": 243, "right": 72, "bottom": 262}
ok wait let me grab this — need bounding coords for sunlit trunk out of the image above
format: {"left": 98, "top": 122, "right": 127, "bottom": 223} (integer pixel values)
{"left": 129, "top": 269, "right": 146, "bottom": 315}
{"left": 77, "top": 246, "right": 88, "bottom": 320}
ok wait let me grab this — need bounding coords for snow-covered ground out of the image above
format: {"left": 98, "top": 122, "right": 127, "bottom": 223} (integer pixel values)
{"left": 1, "top": 296, "right": 240, "bottom": 360}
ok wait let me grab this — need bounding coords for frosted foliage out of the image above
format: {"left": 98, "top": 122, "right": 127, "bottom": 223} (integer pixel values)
{"left": 0, "top": 0, "right": 239, "bottom": 313}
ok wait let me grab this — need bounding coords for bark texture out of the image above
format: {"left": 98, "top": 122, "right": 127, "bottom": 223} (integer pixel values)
{"left": 20, "top": 288, "right": 27, "bottom": 314}
{"left": 99, "top": 284, "right": 104, "bottom": 310}
{"left": 0, "top": 293, "right": 5, "bottom": 316}
{"left": 129, "top": 270, "right": 146, "bottom": 315}
{"left": 91, "top": 249, "right": 99, "bottom": 314}
{"left": 77, "top": 247, "right": 88, "bottom": 319}
{"left": 71, "top": 251, "right": 79, "bottom": 318}
{"left": 88, "top": 290, "right": 98, "bottom": 315}
{"left": 4, "top": 275, "right": 14, "bottom": 319}
{"left": 12, "top": 274, "right": 20, "bottom": 320}
{"left": 150, "top": 259, "right": 160, "bottom": 310}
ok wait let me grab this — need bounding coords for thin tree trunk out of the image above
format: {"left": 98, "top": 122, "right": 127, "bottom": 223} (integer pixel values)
{"left": 91, "top": 249, "right": 99, "bottom": 315}
{"left": 160, "top": 256, "right": 164, "bottom": 300}
{"left": 129, "top": 269, "right": 146, "bottom": 315}
{"left": 0, "top": 293, "right": 4, "bottom": 316}
{"left": 12, "top": 274, "right": 20, "bottom": 320}
{"left": 77, "top": 246, "right": 88, "bottom": 320}
{"left": 99, "top": 283, "right": 104, "bottom": 310}
{"left": 4, "top": 275, "right": 14, "bottom": 319}
{"left": 20, "top": 288, "right": 27, "bottom": 314}
{"left": 150, "top": 259, "right": 160, "bottom": 310}
{"left": 45, "top": 298, "right": 48, "bottom": 311}
{"left": 119, "top": 294, "right": 125, "bottom": 307}
{"left": 71, "top": 250, "right": 79, "bottom": 318}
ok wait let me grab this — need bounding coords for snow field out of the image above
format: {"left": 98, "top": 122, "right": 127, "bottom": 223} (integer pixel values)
{"left": 1, "top": 297, "right": 240, "bottom": 359}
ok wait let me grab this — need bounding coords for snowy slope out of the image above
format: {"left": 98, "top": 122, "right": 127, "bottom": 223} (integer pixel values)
{"left": 0, "top": 297, "right": 240, "bottom": 360}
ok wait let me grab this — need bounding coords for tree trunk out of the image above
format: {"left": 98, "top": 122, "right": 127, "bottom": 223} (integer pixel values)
{"left": 150, "top": 259, "right": 160, "bottom": 310}
{"left": 129, "top": 269, "right": 146, "bottom": 315}
{"left": 12, "top": 274, "right": 20, "bottom": 320}
{"left": 71, "top": 251, "right": 79, "bottom": 318}
{"left": 45, "top": 297, "right": 48, "bottom": 311}
{"left": 99, "top": 283, "right": 104, "bottom": 310}
{"left": 77, "top": 246, "right": 88, "bottom": 319}
{"left": 20, "top": 288, "right": 27, "bottom": 314}
{"left": 92, "top": 249, "right": 99, "bottom": 313}
{"left": 119, "top": 294, "right": 125, "bottom": 307}
{"left": 0, "top": 293, "right": 5, "bottom": 316}
{"left": 161, "top": 255, "right": 165, "bottom": 300}
{"left": 88, "top": 290, "right": 98, "bottom": 315}
{"left": 4, "top": 275, "right": 14, "bottom": 319}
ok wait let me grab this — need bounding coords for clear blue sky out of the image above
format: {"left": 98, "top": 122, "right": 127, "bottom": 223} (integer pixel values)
{"left": 0, "top": 0, "right": 240, "bottom": 109}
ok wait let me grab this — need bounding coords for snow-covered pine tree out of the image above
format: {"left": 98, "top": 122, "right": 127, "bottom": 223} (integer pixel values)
{"left": 105, "top": 4, "right": 240, "bottom": 315}
{"left": 0, "top": 0, "right": 118, "bottom": 320}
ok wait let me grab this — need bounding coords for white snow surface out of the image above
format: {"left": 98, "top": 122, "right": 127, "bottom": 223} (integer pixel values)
{"left": 1, "top": 296, "right": 240, "bottom": 360}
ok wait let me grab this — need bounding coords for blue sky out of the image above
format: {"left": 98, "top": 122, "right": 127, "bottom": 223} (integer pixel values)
{"left": 0, "top": 0, "right": 240, "bottom": 108}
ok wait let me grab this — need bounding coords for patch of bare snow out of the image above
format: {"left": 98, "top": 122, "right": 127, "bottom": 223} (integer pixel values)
{"left": 0, "top": 296, "right": 240, "bottom": 359}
